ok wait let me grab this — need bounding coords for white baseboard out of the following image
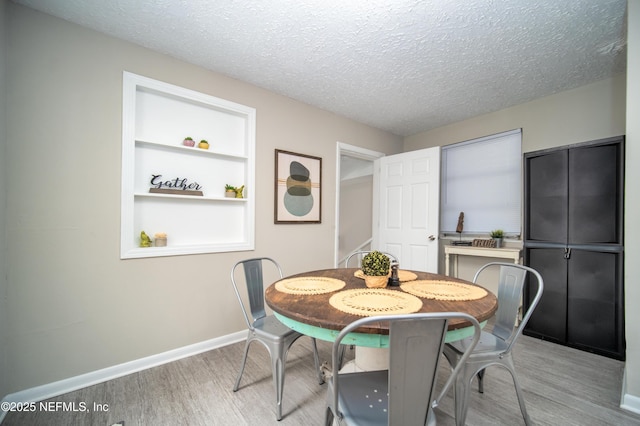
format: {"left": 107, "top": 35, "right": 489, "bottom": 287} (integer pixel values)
{"left": 0, "top": 330, "right": 246, "bottom": 422}
{"left": 620, "top": 368, "right": 640, "bottom": 415}
{"left": 621, "top": 392, "right": 640, "bottom": 415}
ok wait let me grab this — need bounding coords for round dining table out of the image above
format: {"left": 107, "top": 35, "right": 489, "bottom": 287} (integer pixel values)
{"left": 265, "top": 268, "right": 497, "bottom": 370}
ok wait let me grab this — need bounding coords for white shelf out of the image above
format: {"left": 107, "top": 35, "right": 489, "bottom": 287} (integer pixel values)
{"left": 134, "top": 192, "right": 248, "bottom": 202}
{"left": 121, "top": 72, "right": 255, "bottom": 259}
{"left": 124, "top": 242, "right": 253, "bottom": 259}
{"left": 135, "top": 139, "right": 249, "bottom": 160}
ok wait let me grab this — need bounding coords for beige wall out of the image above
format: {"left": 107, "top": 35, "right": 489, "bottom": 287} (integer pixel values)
{"left": 624, "top": 0, "right": 640, "bottom": 406}
{"left": 405, "top": 74, "right": 626, "bottom": 153}
{"left": 3, "top": 3, "right": 402, "bottom": 394}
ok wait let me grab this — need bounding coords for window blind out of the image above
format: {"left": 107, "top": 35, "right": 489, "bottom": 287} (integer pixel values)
{"left": 440, "top": 129, "right": 522, "bottom": 235}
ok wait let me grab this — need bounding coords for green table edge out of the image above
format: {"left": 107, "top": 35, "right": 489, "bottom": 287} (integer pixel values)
{"left": 274, "top": 312, "right": 487, "bottom": 348}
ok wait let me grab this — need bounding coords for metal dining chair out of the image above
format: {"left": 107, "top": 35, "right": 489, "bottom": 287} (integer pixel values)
{"left": 325, "top": 312, "right": 481, "bottom": 426}
{"left": 442, "top": 262, "right": 544, "bottom": 426}
{"left": 231, "top": 257, "right": 324, "bottom": 420}
{"left": 345, "top": 250, "right": 398, "bottom": 268}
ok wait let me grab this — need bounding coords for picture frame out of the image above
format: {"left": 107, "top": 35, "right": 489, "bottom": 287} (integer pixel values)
{"left": 274, "top": 149, "right": 322, "bottom": 224}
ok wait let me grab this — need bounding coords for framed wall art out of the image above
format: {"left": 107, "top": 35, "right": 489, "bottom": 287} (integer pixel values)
{"left": 274, "top": 149, "right": 322, "bottom": 223}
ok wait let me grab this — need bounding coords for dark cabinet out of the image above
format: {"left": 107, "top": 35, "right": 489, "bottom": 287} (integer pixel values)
{"left": 524, "top": 136, "right": 625, "bottom": 360}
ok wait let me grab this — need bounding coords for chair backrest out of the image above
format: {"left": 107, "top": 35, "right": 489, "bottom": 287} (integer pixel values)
{"left": 345, "top": 250, "right": 398, "bottom": 268}
{"left": 231, "top": 257, "right": 283, "bottom": 328}
{"left": 473, "top": 262, "right": 544, "bottom": 349}
{"left": 330, "top": 312, "right": 481, "bottom": 425}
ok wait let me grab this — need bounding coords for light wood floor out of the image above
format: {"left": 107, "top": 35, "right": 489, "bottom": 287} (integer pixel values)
{"left": 3, "top": 334, "right": 640, "bottom": 425}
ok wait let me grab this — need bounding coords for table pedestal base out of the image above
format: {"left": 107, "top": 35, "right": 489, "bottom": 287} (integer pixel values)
{"left": 339, "top": 347, "right": 389, "bottom": 373}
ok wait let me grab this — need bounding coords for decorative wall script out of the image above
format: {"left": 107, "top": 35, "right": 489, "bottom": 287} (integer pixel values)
{"left": 149, "top": 174, "right": 203, "bottom": 196}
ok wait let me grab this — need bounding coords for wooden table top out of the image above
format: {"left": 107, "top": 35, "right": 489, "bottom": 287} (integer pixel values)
{"left": 265, "top": 268, "right": 498, "bottom": 337}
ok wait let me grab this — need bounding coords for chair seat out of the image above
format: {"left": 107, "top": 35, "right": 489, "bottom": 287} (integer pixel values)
{"left": 328, "top": 370, "right": 388, "bottom": 426}
{"left": 253, "top": 315, "right": 301, "bottom": 342}
{"left": 446, "top": 330, "right": 509, "bottom": 357}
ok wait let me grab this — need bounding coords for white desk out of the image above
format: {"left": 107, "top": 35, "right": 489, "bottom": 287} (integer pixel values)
{"left": 444, "top": 245, "right": 522, "bottom": 277}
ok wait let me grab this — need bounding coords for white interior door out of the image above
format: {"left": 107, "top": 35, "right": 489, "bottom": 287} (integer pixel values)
{"left": 373, "top": 147, "right": 440, "bottom": 272}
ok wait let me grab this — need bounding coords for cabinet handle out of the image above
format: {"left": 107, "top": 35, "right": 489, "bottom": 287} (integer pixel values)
{"left": 428, "top": 235, "right": 436, "bottom": 241}
{"left": 564, "top": 248, "right": 571, "bottom": 259}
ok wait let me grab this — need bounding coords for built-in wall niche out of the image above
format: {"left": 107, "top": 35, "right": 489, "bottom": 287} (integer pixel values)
{"left": 121, "top": 72, "right": 255, "bottom": 258}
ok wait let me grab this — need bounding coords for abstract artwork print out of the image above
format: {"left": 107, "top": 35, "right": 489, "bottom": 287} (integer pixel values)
{"left": 275, "top": 149, "right": 322, "bottom": 223}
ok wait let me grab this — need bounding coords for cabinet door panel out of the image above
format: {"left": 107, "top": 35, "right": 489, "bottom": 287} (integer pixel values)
{"left": 525, "top": 150, "right": 568, "bottom": 242}
{"left": 524, "top": 248, "right": 567, "bottom": 342}
{"left": 567, "top": 250, "right": 622, "bottom": 356}
{"left": 569, "top": 144, "right": 621, "bottom": 244}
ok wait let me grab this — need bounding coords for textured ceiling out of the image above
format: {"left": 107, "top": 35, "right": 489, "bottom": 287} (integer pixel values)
{"left": 13, "top": 0, "right": 628, "bottom": 137}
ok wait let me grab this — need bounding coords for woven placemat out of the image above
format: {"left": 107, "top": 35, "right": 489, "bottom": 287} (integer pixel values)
{"left": 400, "top": 280, "right": 488, "bottom": 301}
{"left": 275, "top": 276, "right": 346, "bottom": 295}
{"left": 329, "top": 288, "right": 423, "bottom": 317}
{"left": 353, "top": 269, "right": 418, "bottom": 282}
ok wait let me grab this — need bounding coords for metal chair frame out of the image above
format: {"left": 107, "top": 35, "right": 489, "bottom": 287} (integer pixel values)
{"left": 442, "top": 262, "right": 544, "bottom": 426}
{"left": 231, "top": 257, "right": 323, "bottom": 420}
{"left": 325, "top": 312, "right": 481, "bottom": 426}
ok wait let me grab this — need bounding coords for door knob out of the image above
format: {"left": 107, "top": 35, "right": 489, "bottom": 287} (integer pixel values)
{"left": 428, "top": 235, "right": 436, "bottom": 241}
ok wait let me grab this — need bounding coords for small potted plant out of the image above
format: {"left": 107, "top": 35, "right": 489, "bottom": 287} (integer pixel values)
{"left": 225, "top": 184, "right": 236, "bottom": 197}
{"left": 183, "top": 137, "right": 195, "bottom": 147}
{"left": 490, "top": 229, "right": 505, "bottom": 248}
{"left": 198, "top": 139, "right": 209, "bottom": 149}
{"left": 361, "top": 251, "right": 391, "bottom": 288}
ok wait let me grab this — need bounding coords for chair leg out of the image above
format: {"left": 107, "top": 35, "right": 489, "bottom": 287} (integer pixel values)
{"left": 337, "top": 345, "right": 344, "bottom": 370}
{"left": 324, "top": 406, "right": 335, "bottom": 426}
{"left": 337, "top": 344, "right": 347, "bottom": 370}
{"left": 477, "top": 369, "right": 485, "bottom": 393}
{"left": 427, "top": 407, "right": 437, "bottom": 426}
{"left": 311, "top": 338, "right": 325, "bottom": 385}
{"left": 504, "top": 358, "right": 532, "bottom": 425}
{"left": 233, "top": 337, "right": 252, "bottom": 392}
{"left": 454, "top": 363, "right": 475, "bottom": 426}
{"left": 270, "top": 345, "right": 287, "bottom": 421}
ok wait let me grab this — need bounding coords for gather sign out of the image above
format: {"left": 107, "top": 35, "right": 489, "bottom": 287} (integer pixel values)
{"left": 149, "top": 174, "right": 203, "bottom": 196}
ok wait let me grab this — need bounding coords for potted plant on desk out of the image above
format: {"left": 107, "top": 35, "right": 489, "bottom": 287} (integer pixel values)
{"left": 361, "top": 251, "right": 391, "bottom": 288}
{"left": 490, "top": 229, "right": 505, "bottom": 248}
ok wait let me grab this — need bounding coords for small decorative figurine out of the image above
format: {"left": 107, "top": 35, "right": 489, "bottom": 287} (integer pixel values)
{"left": 452, "top": 212, "right": 472, "bottom": 246}
{"left": 140, "top": 231, "right": 152, "bottom": 247}
{"left": 456, "top": 212, "right": 465, "bottom": 234}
